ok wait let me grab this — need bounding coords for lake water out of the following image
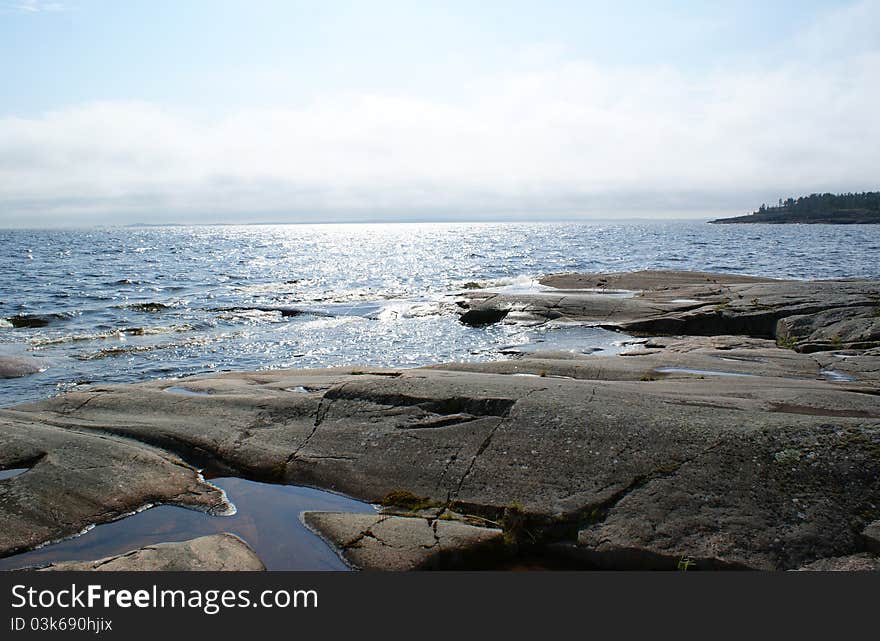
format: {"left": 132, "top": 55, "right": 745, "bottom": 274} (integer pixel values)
{"left": 2, "top": 221, "right": 879, "bottom": 406}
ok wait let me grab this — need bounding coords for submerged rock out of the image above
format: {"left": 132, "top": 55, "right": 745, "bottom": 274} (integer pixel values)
{"left": 0, "top": 355, "right": 48, "bottom": 379}
{"left": 5, "top": 314, "right": 62, "bottom": 328}
{"left": 458, "top": 306, "right": 510, "bottom": 326}
{"left": 37, "top": 534, "right": 265, "bottom": 571}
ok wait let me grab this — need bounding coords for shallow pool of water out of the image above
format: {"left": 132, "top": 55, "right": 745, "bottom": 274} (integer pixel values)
{"left": 164, "top": 386, "right": 213, "bottom": 396}
{"left": 653, "top": 367, "right": 758, "bottom": 378}
{"left": 0, "top": 476, "right": 376, "bottom": 571}
{"left": 498, "top": 324, "right": 627, "bottom": 356}
{"left": 0, "top": 468, "right": 28, "bottom": 481}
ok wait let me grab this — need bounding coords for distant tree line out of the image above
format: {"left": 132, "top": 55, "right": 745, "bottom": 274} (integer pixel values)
{"left": 711, "top": 190, "right": 880, "bottom": 223}
{"left": 755, "top": 191, "right": 880, "bottom": 216}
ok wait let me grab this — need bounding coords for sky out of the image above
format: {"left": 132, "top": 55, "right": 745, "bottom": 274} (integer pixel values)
{"left": 0, "top": 0, "right": 878, "bottom": 226}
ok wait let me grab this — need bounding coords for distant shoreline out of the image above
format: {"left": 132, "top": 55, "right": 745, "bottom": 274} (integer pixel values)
{"left": 711, "top": 191, "right": 880, "bottom": 224}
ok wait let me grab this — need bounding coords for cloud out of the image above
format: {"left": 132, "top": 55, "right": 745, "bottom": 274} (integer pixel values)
{"left": 7, "top": 1, "right": 66, "bottom": 13}
{"left": 0, "top": 2, "right": 878, "bottom": 225}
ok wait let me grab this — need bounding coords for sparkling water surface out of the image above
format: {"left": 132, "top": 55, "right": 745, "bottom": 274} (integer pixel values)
{"left": 2, "top": 221, "right": 878, "bottom": 406}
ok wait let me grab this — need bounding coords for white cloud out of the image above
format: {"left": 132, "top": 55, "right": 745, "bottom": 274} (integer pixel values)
{"left": 1, "top": 2, "right": 878, "bottom": 224}
{"left": 8, "top": 1, "right": 66, "bottom": 13}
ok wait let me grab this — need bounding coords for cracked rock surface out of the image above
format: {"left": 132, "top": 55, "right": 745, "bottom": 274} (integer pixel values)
{"left": 303, "top": 512, "right": 504, "bottom": 570}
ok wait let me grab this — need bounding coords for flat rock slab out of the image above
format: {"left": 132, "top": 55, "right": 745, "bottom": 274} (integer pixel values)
{"left": 303, "top": 512, "right": 504, "bottom": 570}
{"left": 433, "top": 334, "right": 867, "bottom": 380}
{"left": 6, "top": 358, "right": 878, "bottom": 570}
{"left": 461, "top": 270, "right": 880, "bottom": 353}
{"left": 0, "top": 411, "right": 229, "bottom": 557}
{"left": 37, "top": 534, "right": 265, "bottom": 571}
{"left": 539, "top": 270, "right": 778, "bottom": 290}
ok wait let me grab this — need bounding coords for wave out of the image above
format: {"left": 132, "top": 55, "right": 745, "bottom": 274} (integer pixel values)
{"left": 461, "top": 274, "right": 553, "bottom": 295}
{"left": 117, "top": 302, "right": 175, "bottom": 312}
{"left": 29, "top": 324, "right": 193, "bottom": 348}
{"left": 454, "top": 274, "right": 546, "bottom": 293}
{"left": 4, "top": 312, "right": 74, "bottom": 328}
{"left": 74, "top": 334, "right": 223, "bottom": 361}
{"left": 296, "top": 316, "right": 363, "bottom": 330}
{"left": 372, "top": 301, "right": 445, "bottom": 321}
{"left": 212, "top": 305, "right": 335, "bottom": 318}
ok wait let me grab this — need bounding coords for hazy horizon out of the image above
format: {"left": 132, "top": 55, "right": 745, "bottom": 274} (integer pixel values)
{"left": 1, "top": 1, "right": 878, "bottom": 226}
{"left": 0, "top": 214, "right": 722, "bottom": 230}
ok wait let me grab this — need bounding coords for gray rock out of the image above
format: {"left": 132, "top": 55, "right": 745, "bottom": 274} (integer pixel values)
{"left": 6, "top": 357, "right": 879, "bottom": 570}
{"left": 539, "top": 270, "right": 776, "bottom": 290}
{"left": 303, "top": 512, "right": 504, "bottom": 570}
{"left": 459, "top": 270, "right": 880, "bottom": 353}
{"left": 0, "top": 411, "right": 229, "bottom": 557}
{"left": 796, "top": 553, "right": 880, "bottom": 571}
{"left": 5, "top": 315, "right": 55, "bottom": 329}
{"left": 458, "top": 307, "right": 510, "bottom": 326}
{"left": 0, "top": 355, "right": 48, "bottom": 379}
{"left": 777, "top": 307, "right": 880, "bottom": 351}
{"left": 37, "top": 534, "right": 265, "bottom": 571}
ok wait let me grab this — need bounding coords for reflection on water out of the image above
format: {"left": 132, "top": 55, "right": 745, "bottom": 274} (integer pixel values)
{"left": 2, "top": 222, "right": 879, "bottom": 407}
{"left": 500, "top": 325, "right": 627, "bottom": 356}
{"left": 0, "top": 468, "right": 27, "bottom": 481}
{"left": 0, "top": 477, "right": 376, "bottom": 571}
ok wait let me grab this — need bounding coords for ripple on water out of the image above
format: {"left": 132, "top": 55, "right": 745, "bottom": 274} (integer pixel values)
{"left": 2, "top": 222, "right": 880, "bottom": 408}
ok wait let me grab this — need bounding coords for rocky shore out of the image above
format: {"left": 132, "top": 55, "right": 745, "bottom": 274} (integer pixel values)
{"left": 38, "top": 534, "right": 265, "bottom": 571}
{"left": 1, "top": 270, "right": 878, "bottom": 571}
